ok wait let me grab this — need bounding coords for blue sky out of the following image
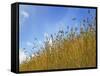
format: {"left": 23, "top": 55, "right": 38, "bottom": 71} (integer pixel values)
{"left": 19, "top": 4, "right": 96, "bottom": 56}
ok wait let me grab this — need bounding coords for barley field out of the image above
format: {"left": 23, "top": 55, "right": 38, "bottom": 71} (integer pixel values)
{"left": 19, "top": 16, "right": 96, "bottom": 71}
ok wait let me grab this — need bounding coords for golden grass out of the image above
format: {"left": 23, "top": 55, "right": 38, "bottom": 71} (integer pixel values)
{"left": 19, "top": 17, "right": 96, "bottom": 72}
{"left": 19, "top": 31, "right": 96, "bottom": 71}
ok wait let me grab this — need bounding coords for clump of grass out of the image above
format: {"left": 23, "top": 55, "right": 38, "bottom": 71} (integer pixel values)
{"left": 19, "top": 11, "right": 96, "bottom": 72}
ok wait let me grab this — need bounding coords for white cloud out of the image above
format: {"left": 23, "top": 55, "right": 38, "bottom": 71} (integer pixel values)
{"left": 21, "top": 10, "right": 29, "bottom": 18}
{"left": 19, "top": 10, "right": 29, "bottom": 27}
{"left": 19, "top": 49, "right": 27, "bottom": 64}
{"left": 26, "top": 41, "right": 33, "bottom": 46}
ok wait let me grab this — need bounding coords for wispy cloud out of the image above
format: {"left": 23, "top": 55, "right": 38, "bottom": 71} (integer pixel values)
{"left": 19, "top": 10, "right": 29, "bottom": 28}
{"left": 21, "top": 10, "right": 29, "bottom": 18}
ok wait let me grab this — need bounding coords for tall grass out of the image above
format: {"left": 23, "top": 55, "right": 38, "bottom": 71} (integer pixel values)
{"left": 19, "top": 12, "right": 96, "bottom": 71}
